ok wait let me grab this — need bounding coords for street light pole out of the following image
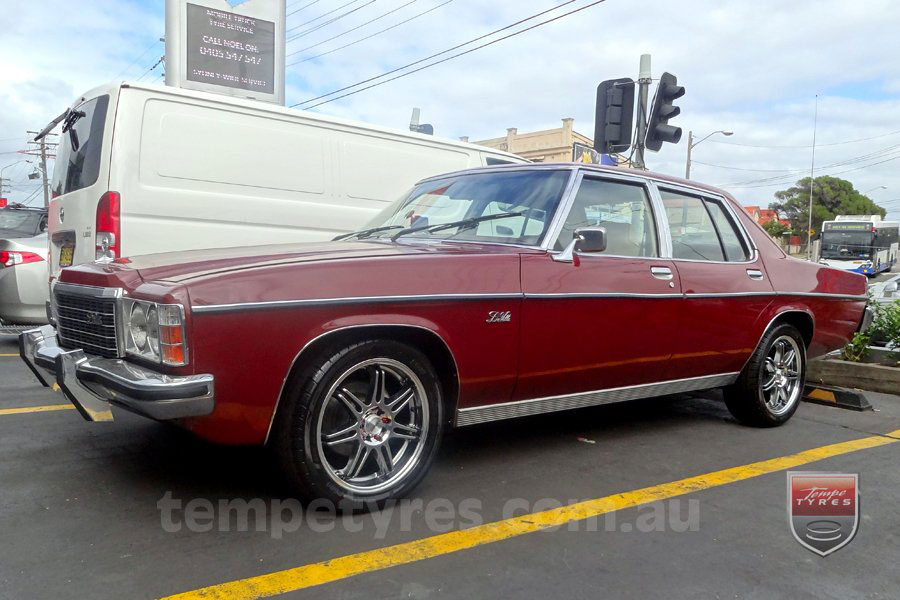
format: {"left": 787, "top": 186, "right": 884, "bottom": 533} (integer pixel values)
{"left": 684, "top": 130, "right": 733, "bottom": 179}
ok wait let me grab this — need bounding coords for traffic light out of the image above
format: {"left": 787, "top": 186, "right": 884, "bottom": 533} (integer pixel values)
{"left": 645, "top": 72, "right": 684, "bottom": 152}
{"left": 593, "top": 78, "right": 634, "bottom": 154}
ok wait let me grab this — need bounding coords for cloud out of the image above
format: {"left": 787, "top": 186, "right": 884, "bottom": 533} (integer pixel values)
{"left": 2, "top": 0, "right": 899, "bottom": 220}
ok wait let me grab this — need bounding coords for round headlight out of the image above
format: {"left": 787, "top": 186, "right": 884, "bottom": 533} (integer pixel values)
{"left": 147, "top": 306, "right": 159, "bottom": 355}
{"left": 130, "top": 303, "right": 148, "bottom": 351}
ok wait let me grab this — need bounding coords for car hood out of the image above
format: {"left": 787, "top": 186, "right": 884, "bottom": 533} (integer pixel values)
{"left": 104, "top": 239, "right": 530, "bottom": 284}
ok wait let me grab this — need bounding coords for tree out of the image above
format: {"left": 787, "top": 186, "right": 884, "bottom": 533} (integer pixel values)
{"left": 762, "top": 219, "right": 789, "bottom": 238}
{"left": 769, "top": 176, "right": 887, "bottom": 235}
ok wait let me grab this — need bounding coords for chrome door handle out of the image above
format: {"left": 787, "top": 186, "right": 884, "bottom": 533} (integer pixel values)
{"left": 747, "top": 269, "right": 764, "bottom": 281}
{"left": 650, "top": 266, "right": 673, "bottom": 280}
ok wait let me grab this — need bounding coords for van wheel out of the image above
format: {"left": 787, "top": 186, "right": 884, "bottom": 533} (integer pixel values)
{"left": 274, "top": 339, "right": 443, "bottom": 508}
{"left": 724, "top": 324, "right": 806, "bottom": 427}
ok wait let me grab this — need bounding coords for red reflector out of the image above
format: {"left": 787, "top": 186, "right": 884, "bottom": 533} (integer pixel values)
{"left": 0, "top": 251, "right": 44, "bottom": 268}
{"left": 96, "top": 191, "right": 121, "bottom": 259}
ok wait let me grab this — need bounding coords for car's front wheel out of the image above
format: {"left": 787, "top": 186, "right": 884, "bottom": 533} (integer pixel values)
{"left": 724, "top": 323, "right": 806, "bottom": 427}
{"left": 274, "top": 339, "right": 444, "bottom": 507}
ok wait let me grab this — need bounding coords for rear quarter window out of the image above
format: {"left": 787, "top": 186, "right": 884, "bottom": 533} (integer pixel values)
{"left": 51, "top": 95, "right": 110, "bottom": 197}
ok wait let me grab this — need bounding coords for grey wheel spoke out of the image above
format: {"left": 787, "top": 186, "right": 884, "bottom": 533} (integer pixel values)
{"left": 340, "top": 442, "right": 366, "bottom": 479}
{"left": 773, "top": 341, "right": 784, "bottom": 365}
{"left": 367, "top": 366, "right": 387, "bottom": 405}
{"left": 764, "top": 358, "right": 776, "bottom": 373}
{"left": 324, "top": 423, "right": 358, "bottom": 447}
{"left": 783, "top": 348, "right": 796, "bottom": 367}
{"left": 393, "top": 422, "right": 421, "bottom": 440}
{"left": 336, "top": 388, "right": 366, "bottom": 416}
{"left": 387, "top": 386, "right": 414, "bottom": 413}
{"left": 762, "top": 375, "right": 778, "bottom": 391}
{"left": 375, "top": 444, "right": 394, "bottom": 477}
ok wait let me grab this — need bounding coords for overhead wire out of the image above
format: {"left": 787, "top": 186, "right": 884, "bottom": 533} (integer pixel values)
{"left": 287, "top": 0, "right": 363, "bottom": 35}
{"left": 287, "top": 0, "right": 424, "bottom": 60}
{"left": 290, "top": 0, "right": 590, "bottom": 108}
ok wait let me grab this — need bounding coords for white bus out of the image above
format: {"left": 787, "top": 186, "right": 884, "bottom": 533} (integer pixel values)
{"left": 819, "top": 215, "right": 899, "bottom": 276}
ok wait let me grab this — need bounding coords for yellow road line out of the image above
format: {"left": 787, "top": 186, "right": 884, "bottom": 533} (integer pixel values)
{"left": 0, "top": 353, "right": 20, "bottom": 357}
{"left": 165, "top": 429, "right": 900, "bottom": 600}
{"left": 0, "top": 404, "right": 75, "bottom": 416}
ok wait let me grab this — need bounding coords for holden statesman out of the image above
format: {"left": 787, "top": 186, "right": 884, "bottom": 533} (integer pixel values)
{"left": 20, "top": 164, "right": 868, "bottom": 504}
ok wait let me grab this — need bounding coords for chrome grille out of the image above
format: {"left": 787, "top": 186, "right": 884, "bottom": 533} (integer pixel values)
{"left": 55, "top": 290, "right": 120, "bottom": 358}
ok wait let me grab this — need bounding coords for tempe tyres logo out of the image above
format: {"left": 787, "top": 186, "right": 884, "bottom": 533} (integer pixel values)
{"left": 787, "top": 472, "right": 859, "bottom": 556}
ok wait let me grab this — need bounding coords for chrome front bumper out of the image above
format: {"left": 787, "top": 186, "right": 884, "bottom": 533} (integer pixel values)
{"left": 19, "top": 325, "right": 215, "bottom": 422}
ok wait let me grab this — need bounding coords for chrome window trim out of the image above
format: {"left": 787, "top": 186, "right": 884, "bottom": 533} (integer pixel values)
{"left": 538, "top": 167, "right": 581, "bottom": 251}
{"left": 264, "top": 323, "right": 460, "bottom": 444}
{"left": 192, "top": 293, "right": 524, "bottom": 315}
{"left": 192, "top": 290, "right": 867, "bottom": 315}
{"left": 653, "top": 182, "right": 760, "bottom": 265}
{"left": 543, "top": 168, "right": 664, "bottom": 257}
{"left": 455, "top": 372, "right": 740, "bottom": 426}
{"left": 526, "top": 292, "right": 683, "bottom": 299}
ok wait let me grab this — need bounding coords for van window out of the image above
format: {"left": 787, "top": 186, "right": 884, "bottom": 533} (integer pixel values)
{"left": 51, "top": 95, "right": 110, "bottom": 197}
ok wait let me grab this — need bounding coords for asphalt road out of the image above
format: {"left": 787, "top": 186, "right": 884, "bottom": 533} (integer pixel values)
{"left": 1, "top": 333, "right": 899, "bottom": 599}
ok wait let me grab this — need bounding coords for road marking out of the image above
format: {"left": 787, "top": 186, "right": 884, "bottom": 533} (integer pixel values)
{"left": 0, "top": 404, "right": 75, "bottom": 416}
{"left": 165, "top": 429, "right": 900, "bottom": 600}
{"left": 0, "top": 353, "right": 19, "bottom": 357}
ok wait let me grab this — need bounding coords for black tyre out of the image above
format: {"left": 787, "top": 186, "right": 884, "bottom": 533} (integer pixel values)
{"left": 273, "top": 339, "right": 444, "bottom": 507}
{"left": 724, "top": 324, "right": 806, "bottom": 427}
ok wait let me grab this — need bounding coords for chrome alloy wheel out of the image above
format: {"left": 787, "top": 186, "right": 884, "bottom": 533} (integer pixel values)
{"left": 761, "top": 335, "right": 802, "bottom": 416}
{"left": 315, "top": 358, "right": 429, "bottom": 495}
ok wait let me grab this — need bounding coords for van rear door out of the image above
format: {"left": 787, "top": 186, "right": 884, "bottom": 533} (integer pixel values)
{"left": 48, "top": 92, "right": 114, "bottom": 278}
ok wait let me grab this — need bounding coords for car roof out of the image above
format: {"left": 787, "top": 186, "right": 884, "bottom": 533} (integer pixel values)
{"left": 414, "top": 162, "right": 738, "bottom": 202}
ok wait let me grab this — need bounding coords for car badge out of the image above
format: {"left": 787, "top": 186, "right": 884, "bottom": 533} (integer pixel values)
{"left": 84, "top": 312, "right": 104, "bottom": 326}
{"left": 486, "top": 310, "right": 511, "bottom": 324}
{"left": 59, "top": 206, "right": 65, "bottom": 223}
{"left": 787, "top": 472, "right": 859, "bottom": 556}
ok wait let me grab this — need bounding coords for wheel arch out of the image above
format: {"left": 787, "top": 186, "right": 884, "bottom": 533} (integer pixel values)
{"left": 265, "top": 324, "right": 460, "bottom": 444}
{"left": 740, "top": 309, "right": 815, "bottom": 375}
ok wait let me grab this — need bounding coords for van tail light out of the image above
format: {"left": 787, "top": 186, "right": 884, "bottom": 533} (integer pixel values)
{"left": 96, "top": 191, "right": 121, "bottom": 260}
{"left": 0, "top": 251, "right": 44, "bottom": 268}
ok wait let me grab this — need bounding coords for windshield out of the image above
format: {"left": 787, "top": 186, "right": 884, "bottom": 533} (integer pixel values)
{"left": 50, "top": 94, "right": 110, "bottom": 197}
{"left": 821, "top": 231, "right": 874, "bottom": 259}
{"left": 363, "top": 170, "right": 571, "bottom": 245}
{"left": 0, "top": 209, "right": 46, "bottom": 238}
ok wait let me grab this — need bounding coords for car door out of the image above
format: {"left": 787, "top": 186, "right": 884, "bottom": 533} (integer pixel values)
{"left": 657, "top": 185, "right": 775, "bottom": 379}
{"left": 516, "top": 171, "right": 683, "bottom": 403}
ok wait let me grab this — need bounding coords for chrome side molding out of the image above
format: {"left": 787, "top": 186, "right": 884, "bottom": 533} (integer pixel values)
{"left": 455, "top": 372, "right": 740, "bottom": 426}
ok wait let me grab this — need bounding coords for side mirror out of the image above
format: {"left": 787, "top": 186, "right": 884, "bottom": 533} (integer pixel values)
{"left": 553, "top": 226, "right": 607, "bottom": 263}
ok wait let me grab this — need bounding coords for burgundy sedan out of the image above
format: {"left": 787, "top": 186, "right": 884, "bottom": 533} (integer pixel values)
{"left": 20, "top": 164, "right": 868, "bottom": 504}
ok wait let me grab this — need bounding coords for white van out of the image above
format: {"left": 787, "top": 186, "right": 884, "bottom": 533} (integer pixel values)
{"left": 45, "top": 82, "right": 525, "bottom": 277}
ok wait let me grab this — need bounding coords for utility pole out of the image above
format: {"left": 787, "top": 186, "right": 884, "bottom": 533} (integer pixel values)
{"left": 39, "top": 138, "right": 49, "bottom": 208}
{"left": 685, "top": 130, "right": 694, "bottom": 179}
{"left": 633, "top": 54, "right": 651, "bottom": 170}
{"left": 25, "top": 131, "right": 57, "bottom": 208}
{"left": 806, "top": 95, "right": 818, "bottom": 261}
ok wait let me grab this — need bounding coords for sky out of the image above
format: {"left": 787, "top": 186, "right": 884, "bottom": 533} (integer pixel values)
{"left": 2, "top": 0, "right": 900, "bottom": 221}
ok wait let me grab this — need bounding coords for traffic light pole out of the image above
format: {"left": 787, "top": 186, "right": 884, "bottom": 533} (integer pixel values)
{"left": 633, "top": 54, "right": 651, "bottom": 170}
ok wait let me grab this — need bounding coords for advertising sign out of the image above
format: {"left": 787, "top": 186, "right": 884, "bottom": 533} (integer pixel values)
{"left": 166, "top": 0, "right": 285, "bottom": 104}
{"left": 787, "top": 472, "right": 859, "bottom": 556}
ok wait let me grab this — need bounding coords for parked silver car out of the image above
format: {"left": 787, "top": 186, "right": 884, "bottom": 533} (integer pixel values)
{"left": 0, "top": 207, "right": 49, "bottom": 326}
{"left": 868, "top": 274, "right": 899, "bottom": 304}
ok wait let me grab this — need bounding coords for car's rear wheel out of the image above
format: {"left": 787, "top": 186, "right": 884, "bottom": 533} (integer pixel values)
{"left": 724, "top": 323, "right": 806, "bottom": 427}
{"left": 274, "top": 339, "right": 443, "bottom": 507}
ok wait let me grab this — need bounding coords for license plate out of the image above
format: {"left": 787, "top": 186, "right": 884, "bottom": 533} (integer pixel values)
{"left": 59, "top": 245, "right": 74, "bottom": 268}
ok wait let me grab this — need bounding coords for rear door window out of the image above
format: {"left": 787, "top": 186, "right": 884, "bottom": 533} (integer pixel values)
{"left": 51, "top": 95, "right": 110, "bottom": 197}
{"left": 661, "top": 189, "right": 750, "bottom": 262}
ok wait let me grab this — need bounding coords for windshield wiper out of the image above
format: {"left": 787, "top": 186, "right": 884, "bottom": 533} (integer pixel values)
{"left": 332, "top": 224, "right": 404, "bottom": 241}
{"left": 61, "top": 109, "right": 86, "bottom": 152}
{"left": 391, "top": 211, "right": 523, "bottom": 241}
